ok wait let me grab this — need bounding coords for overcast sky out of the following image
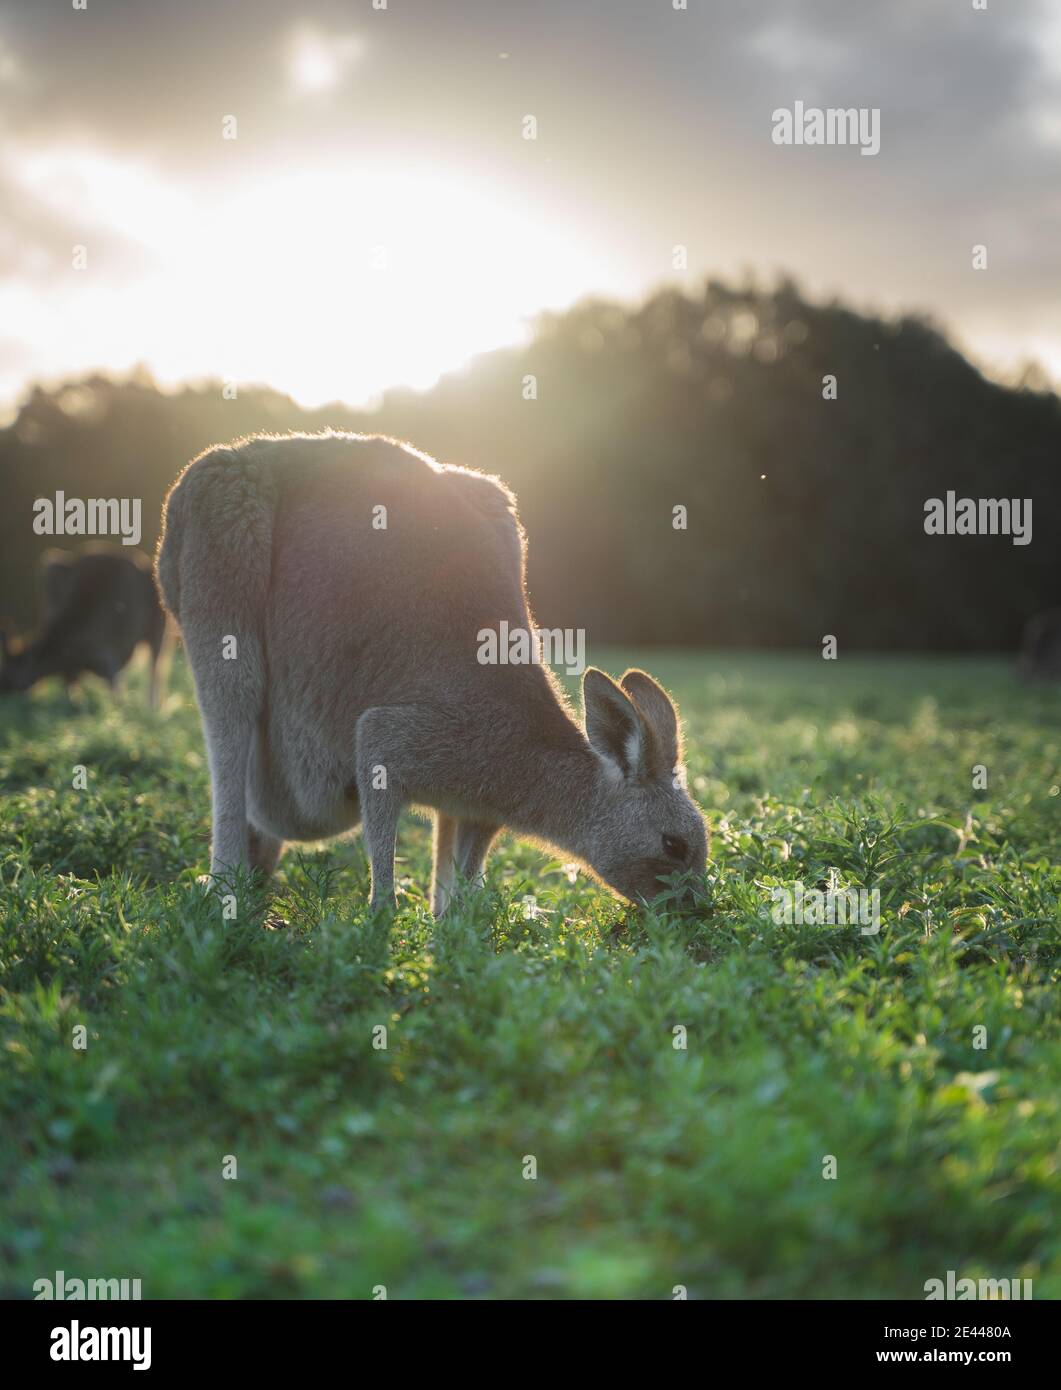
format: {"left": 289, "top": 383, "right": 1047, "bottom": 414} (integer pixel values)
{"left": 1, "top": 0, "right": 1058, "bottom": 411}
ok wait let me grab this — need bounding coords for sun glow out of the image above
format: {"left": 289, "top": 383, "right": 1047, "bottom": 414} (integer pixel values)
{"left": 1, "top": 146, "right": 619, "bottom": 409}
{"left": 288, "top": 28, "right": 364, "bottom": 94}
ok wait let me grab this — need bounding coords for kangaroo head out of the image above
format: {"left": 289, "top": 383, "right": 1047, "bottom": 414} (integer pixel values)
{"left": 0, "top": 622, "right": 38, "bottom": 694}
{"left": 580, "top": 667, "right": 708, "bottom": 906}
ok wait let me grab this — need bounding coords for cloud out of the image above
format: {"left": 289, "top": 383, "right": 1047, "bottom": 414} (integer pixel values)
{"left": 0, "top": 0, "right": 1059, "bottom": 401}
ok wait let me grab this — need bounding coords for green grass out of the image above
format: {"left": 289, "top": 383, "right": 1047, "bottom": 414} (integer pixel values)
{"left": 1, "top": 651, "right": 1058, "bottom": 1299}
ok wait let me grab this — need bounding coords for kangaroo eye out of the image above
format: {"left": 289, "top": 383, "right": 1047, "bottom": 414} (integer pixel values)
{"left": 662, "top": 834, "right": 688, "bottom": 861}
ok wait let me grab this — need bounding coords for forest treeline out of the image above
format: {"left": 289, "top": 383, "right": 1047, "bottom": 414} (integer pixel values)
{"left": 1, "top": 277, "right": 1056, "bottom": 649}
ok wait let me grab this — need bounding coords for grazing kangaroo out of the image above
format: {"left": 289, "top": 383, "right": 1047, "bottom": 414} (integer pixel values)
{"left": 156, "top": 432, "right": 707, "bottom": 913}
{"left": 0, "top": 545, "right": 167, "bottom": 707}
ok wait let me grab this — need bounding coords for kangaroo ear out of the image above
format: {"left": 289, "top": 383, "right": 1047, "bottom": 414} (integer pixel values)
{"left": 621, "top": 669, "right": 681, "bottom": 770}
{"left": 583, "top": 667, "right": 645, "bottom": 778}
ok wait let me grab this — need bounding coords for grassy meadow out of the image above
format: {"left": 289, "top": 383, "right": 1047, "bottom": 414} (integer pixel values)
{"left": 0, "top": 650, "right": 1058, "bottom": 1299}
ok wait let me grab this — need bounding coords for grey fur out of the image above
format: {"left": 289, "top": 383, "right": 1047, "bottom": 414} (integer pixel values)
{"left": 0, "top": 544, "right": 167, "bottom": 707}
{"left": 156, "top": 431, "right": 708, "bottom": 911}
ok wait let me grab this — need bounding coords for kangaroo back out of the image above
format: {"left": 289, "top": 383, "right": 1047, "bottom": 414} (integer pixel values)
{"left": 157, "top": 443, "right": 276, "bottom": 622}
{"left": 156, "top": 440, "right": 279, "bottom": 722}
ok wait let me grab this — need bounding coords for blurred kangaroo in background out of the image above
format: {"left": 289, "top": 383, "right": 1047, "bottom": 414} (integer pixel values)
{"left": 1018, "top": 609, "right": 1061, "bottom": 680}
{"left": 0, "top": 545, "right": 167, "bottom": 707}
{"left": 156, "top": 432, "right": 707, "bottom": 913}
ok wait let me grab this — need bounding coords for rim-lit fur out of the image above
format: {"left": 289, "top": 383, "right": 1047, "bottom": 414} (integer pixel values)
{"left": 156, "top": 431, "right": 708, "bottom": 912}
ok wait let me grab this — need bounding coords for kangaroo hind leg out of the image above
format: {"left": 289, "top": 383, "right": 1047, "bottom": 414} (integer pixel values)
{"left": 431, "top": 814, "right": 458, "bottom": 917}
{"left": 432, "top": 816, "right": 500, "bottom": 918}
